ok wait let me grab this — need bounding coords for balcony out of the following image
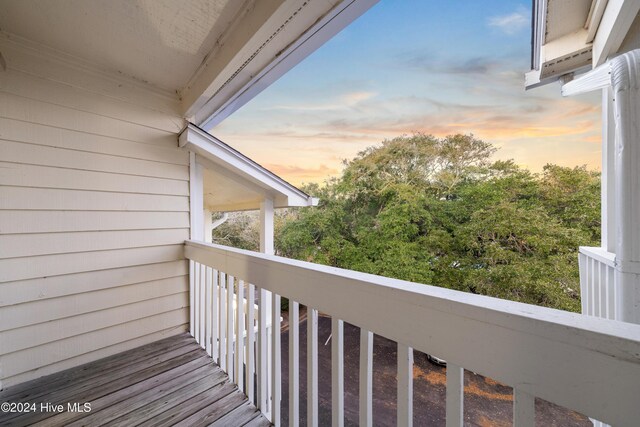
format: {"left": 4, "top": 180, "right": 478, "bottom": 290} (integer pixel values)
{"left": 1, "top": 240, "right": 638, "bottom": 426}
{"left": 183, "top": 240, "right": 640, "bottom": 427}
{"left": 0, "top": 333, "right": 269, "bottom": 426}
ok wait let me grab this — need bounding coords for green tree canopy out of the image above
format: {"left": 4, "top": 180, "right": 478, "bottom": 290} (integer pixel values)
{"left": 276, "top": 134, "right": 600, "bottom": 312}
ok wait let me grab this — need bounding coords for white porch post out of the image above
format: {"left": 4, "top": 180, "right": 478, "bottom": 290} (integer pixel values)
{"left": 259, "top": 198, "right": 275, "bottom": 421}
{"left": 601, "top": 86, "right": 616, "bottom": 253}
{"left": 189, "top": 153, "right": 204, "bottom": 241}
{"left": 563, "top": 49, "right": 640, "bottom": 324}
{"left": 189, "top": 153, "right": 204, "bottom": 337}
{"left": 611, "top": 51, "right": 640, "bottom": 324}
{"left": 204, "top": 209, "right": 213, "bottom": 244}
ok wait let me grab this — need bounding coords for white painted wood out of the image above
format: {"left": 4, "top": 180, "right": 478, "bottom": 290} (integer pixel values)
{"left": 247, "top": 283, "right": 256, "bottom": 404}
{"left": 307, "top": 308, "right": 319, "bottom": 427}
{"left": 0, "top": 117, "right": 187, "bottom": 165}
{"left": 397, "top": 344, "right": 413, "bottom": 427}
{"left": 0, "top": 56, "right": 189, "bottom": 388}
{"left": 194, "top": 261, "right": 201, "bottom": 344}
{"left": 236, "top": 279, "right": 246, "bottom": 392}
{"left": 289, "top": 301, "right": 300, "bottom": 427}
{"left": 0, "top": 139, "right": 188, "bottom": 181}
{"left": 0, "top": 309, "right": 187, "bottom": 383}
{"left": 593, "top": 0, "right": 640, "bottom": 65}
{"left": 180, "top": 125, "right": 315, "bottom": 208}
{"left": 567, "top": 50, "right": 640, "bottom": 325}
{"left": 0, "top": 161, "right": 189, "bottom": 195}
{"left": 204, "top": 209, "right": 213, "bottom": 244}
{"left": 0, "top": 276, "right": 187, "bottom": 332}
{"left": 219, "top": 272, "right": 227, "bottom": 371}
{"left": 359, "top": 329, "right": 373, "bottom": 427}
{"left": 513, "top": 389, "right": 535, "bottom": 427}
{"left": 0, "top": 293, "right": 188, "bottom": 354}
{"left": 0, "top": 68, "right": 182, "bottom": 133}
{"left": 189, "top": 261, "right": 195, "bottom": 337}
{"left": 199, "top": 263, "right": 206, "bottom": 347}
{"left": 331, "top": 317, "right": 344, "bottom": 427}
{"left": 602, "top": 87, "right": 616, "bottom": 252}
{"left": 194, "top": 0, "right": 379, "bottom": 128}
{"left": 0, "top": 211, "right": 188, "bottom": 235}
{"left": 0, "top": 245, "right": 185, "bottom": 284}
{"left": 227, "top": 275, "right": 235, "bottom": 380}
{"left": 446, "top": 364, "right": 464, "bottom": 427}
{"left": 272, "top": 293, "right": 282, "bottom": 426}
{"left": 0, "top": 36, "right": 180, "bottom": 115}
{"left": 0, "top": 91, "right": 175, "bottom": 145}
{"left": 260, "top": 196, "right": 276, "bottom": 419}
{"left": 261, "top": 199, "right": 275, "bottom": 255}
{"left": 258, "top": 287, "right": 269, "bottom": 413}
{"left": 211, "top": 268, "right": 219, "bottom": 362}
{"left": 0, "top": 261, "right": 188, "bottom": 307}
{"left": 586, "top": 0, "right": 609, "bottom": 43}
{"left": 0, "top": 187, "right": 189, "bottom": 212}
{"left": 0, "top": 228, "right": 189, "bottom": 259}
{"left": 189, "top": 153, "right": 204, "bottom": 241}
{"left": 185, "top": 241, "right": 640, "bottom": 426}
{"left": 206, "top": 266, "right": 214, "bottom": 356}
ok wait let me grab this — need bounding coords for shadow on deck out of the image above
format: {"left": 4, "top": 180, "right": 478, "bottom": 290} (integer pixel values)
{"left": 0, "top": 333, "right": 270, "bottom": 427}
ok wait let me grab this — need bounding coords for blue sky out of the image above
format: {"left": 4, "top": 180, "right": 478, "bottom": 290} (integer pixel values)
{"left": 213, "top": 0, "right": 601, "bottom": 185}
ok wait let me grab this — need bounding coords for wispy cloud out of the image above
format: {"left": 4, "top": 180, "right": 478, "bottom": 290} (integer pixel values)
{"left": 488, "top": 8, "right": 529, "bottom": 35}
{"left": 264, "top": 163, "right": 339, "bottom": 185}
{"left": 212, "top": 1, "right": 600, "bottom": 184}
{"left": 403, "top": 53, "right": 499, "bottom": 76}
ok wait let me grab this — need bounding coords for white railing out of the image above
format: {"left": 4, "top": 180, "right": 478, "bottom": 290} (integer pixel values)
{"left": 579, "top": 246, "right": 617, "bottom": 320}
{"left": 188, "top": 256, "right": 277, "bottom": 420}
{"left": 185, "top": 240, "right": 640, "bottom": 427}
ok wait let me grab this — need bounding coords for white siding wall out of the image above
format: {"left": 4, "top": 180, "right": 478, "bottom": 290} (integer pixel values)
{"left": 0, "top": 39, "right": 191, "bottom": 388}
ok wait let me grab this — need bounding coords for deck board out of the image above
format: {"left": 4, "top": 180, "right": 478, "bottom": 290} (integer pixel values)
{"left": 0, "top": 333, "right": 270, "bottom": 426}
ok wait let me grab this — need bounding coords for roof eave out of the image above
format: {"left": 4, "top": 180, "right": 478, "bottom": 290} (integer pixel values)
{"left": 179, "top": 123, "right": 316, "bottom": 208}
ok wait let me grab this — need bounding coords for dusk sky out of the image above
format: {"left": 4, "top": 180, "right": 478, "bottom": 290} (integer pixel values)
{"left": 212, "top": 0, "right": 601, "bottom": 186}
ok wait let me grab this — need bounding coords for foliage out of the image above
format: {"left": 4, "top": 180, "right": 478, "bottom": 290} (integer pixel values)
{"left": 216, "top": 134, "right": 600, "bottom": 312}
{"left": 278, "top": 134, "right": 600, "bottom": 312}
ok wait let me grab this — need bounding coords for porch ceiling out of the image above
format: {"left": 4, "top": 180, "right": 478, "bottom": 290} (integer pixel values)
{"left": 203, "top": 167, "right": 263, "bottom": 212}
{"left": 0, "top": 0, "right": 238, "bottom": 93}
{"left": 0, "top": 0, "right": 378, "bottom": 126}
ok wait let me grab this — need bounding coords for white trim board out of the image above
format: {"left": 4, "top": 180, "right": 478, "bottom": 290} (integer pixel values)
{"left": 178, "top": 123, "right": 317, "bottom": 210}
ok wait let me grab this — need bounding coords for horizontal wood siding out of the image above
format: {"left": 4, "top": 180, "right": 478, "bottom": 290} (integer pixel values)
{"left": 0, "top": 43, "right": 191, "bottom": 388}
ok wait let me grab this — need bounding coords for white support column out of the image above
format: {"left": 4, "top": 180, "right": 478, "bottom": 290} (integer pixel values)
{"left": 611, "top": 51, "right": 640, "bottom": 324}
{"left": 562, "top": 49, "right": 640, "bottom": 324}
{"left": 260, "top": 198, "right": 275, "bottom": 421}
{"left": 189, "top": 153, "right": 204, "bottom": 241}
{"left": 602, "top": 87, "right": 616, "bottom": 253}
{"left": 204, "top": 208, "right": 213, "bottom": 244}
{"left": 189, "top": 152, "right": 204, "bottom": 337}
{"left": 260, "top": 198, "right": 275, "bottom": 255}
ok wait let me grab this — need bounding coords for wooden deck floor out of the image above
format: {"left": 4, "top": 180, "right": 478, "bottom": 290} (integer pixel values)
{"left": 0, "top": 333, "right": 270, "bottom": 427}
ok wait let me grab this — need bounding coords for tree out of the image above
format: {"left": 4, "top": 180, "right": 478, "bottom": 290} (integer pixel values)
{"left": 277, "top": 134, "right": 600, "bottom": 312}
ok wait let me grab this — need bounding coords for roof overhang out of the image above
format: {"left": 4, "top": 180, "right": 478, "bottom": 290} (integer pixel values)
{"left": 186, "top": 0, "right": 379, "bottom": 129}
{"left": 179, "top": 123, "right": 318, "bottom": 212}
{"left": 526, "top": 0, "right": 640, "bottom": 90}
{"left": 0, "top": 0, "right": 378, "bottom": 127}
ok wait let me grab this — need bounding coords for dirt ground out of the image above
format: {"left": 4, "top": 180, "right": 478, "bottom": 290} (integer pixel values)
{"left": 278, "top": 311, "right": 591, "bottom": 426}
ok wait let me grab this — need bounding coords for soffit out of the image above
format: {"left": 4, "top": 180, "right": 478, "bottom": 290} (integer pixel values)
{"left": 0, "top": 0, "right": 237, "bottom": 93}
{"left": 545, "top": 0, "right": 592, "bottom": 43}
{"left": 203, "top": 167, "right": 264, "bottom": 212}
